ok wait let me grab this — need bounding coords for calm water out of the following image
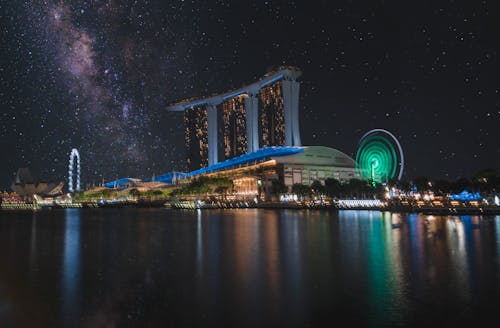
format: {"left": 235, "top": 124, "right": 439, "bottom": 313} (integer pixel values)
{"left": 0, "top": 209, "right": 499, "bottom": 327}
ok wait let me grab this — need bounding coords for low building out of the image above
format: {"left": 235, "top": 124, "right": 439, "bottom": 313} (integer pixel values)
{"left": 104, "top": 146, "right": 358, "bottom": 200}
{"left": 179, "top": 146, "right": 358, "bottom": 199}
{"left": 10, "top": 168, "right": 63, "bottom": 199}
{"left": 103, "top": 178, "right": 169, "bottom": 191}
{"left": 274, "top": 146, "right": 357, "bottom": 186}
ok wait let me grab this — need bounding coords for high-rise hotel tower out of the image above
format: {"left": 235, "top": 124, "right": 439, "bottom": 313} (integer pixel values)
{"left": 167, "top": 66, "right": 301, "bottom": 171}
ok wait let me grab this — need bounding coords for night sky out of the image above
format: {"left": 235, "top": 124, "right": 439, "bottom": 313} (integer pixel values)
{"left": 1, "top": 0, "right": 499, "bottom": 190}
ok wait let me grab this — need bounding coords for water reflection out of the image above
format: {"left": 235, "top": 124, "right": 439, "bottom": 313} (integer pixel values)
{"left": 29, "top": 215, "right": 37, "bottom": 281}
{"left": 336, "top": 211, "right": 500, "bottom": 326}
{"left": 262, "top": 210, "right": 280, "bottom": 316}
{"left": 62, "top": 209, "right": 81, "bottom": 326}
{"left": 196, "top": 209, "right": 202, "bottom": 276}
{"left": 447, "top": 216, "right": 469, "bottom": 296}
{"left": 1, "top": 209, "right": 499, "bottom": 327}
{"left": 446, "top": 215, "right": 489, "bottom": 305}
{"left": 338, "top": 211, "right": 408, "bottom": 326}
{"left": 384, "top": 213, "right": 405, "bottom": 312}
{"left": 496, "top": 216, "right": 500, "bottom": 261}
{"left": 407, "top": 213, "right": 425, "bottom": 282}
{"left": 279, "top": 210, "right": 305, "bottom": 325}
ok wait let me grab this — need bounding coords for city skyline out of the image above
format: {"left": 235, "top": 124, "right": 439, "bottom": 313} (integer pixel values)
{"left": 1, "top": 3, "right": 500, "bottom": 327}
{"left": 1, "top": 1, "right": 499, "bottom": 189}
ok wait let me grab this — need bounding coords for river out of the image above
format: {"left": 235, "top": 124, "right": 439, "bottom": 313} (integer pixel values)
{"left": 0, "top": 208, "right": 499, "bottom": 327}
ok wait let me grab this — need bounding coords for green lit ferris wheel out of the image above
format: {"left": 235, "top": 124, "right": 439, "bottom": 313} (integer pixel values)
{"left": 355, "top": 129, "right": 404, "bottom": 184}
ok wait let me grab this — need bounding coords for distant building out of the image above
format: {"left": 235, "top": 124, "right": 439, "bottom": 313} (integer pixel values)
{"left": 184, "top": 105, "right": 209, "bottom": 170}
{"left": 103, "top": 178, "right": 170, "bottom": 191}
{"left": 167, "top": 66, "right": 302, "bottom": 170}
{"left": 103, "top": 146, "right": 359, "bottom": 201}
{"left": 258, "top": 81, "right": 285, "bottom": 147}
{"left": 274, "top": 146, "right": 357, "bottom": 187}
{"left": 180, "top": 146, "right": 356, "bottom": 197}
{"left": 10, "top": 168, "right": 63, "bottom": 199}
{"left": 221, "top": 95, "right": 248, "bottom": 159}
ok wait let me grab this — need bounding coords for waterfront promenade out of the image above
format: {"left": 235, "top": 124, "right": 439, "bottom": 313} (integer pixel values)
{"left": 2, "top": 198, "right": 499, "bottom": 215}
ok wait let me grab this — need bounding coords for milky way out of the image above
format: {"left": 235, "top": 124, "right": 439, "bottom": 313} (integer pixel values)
{"left": 0, "top": 1, "right": 499, "bottom": 189}
{"left": 49, "top": 3, "right": 100, "bottom": 103}
{"left": 1, "top": 0, "right": 189, "bottom": 187}
{"left": 44, "top": 1, "right": 147, "bottom": 167}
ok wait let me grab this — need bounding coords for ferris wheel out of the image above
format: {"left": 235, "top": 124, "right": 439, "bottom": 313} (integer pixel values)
{"left": 68, "top": 148, "right": 81, "bottom": 193}
{"left": 355, "top": 129, "right": 404, "bottom": 184}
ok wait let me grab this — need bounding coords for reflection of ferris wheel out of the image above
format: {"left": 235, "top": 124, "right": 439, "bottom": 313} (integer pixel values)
{"left": 355, "top": 129, "right": 404, "bottom": 184}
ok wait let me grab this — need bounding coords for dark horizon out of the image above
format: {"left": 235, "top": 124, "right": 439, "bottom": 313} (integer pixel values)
{"left": 1, "top": 1, "right": 499, "bottom": 190}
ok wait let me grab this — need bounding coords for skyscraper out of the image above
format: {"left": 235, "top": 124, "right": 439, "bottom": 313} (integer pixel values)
{"left": 222, "top": 96, "right": 248, "bottom": 159}
{"left": 258, "top": 81, "right": 285, "bottom": 148}
{"left": 168, "top": 66, "right": 302, "bottom": 170}
{"left": 184, "top": 106, "right": 208, "bottom": 171}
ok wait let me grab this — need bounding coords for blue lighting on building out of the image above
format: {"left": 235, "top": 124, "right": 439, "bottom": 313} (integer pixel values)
{"left": 450, "top": 190, "right": 482, "bottom": 202}
{"left": 260, "top": 74, "right": 284, "bottom": 88}
{"left": 184, "top": 146, "right": 303, "bottom": 178}
{"left": 103, "top": 178, "right": 139, "bottom": 189}
{"left": 184, "top": 101, "right": 207, "bottom": 109}
{"left": 223, "top": 90, "right": 246, "bottom": 100}
{"left": 144, "top": 172, "right": 188, "bottom": 184}
{"left": 104, "top": 146, "right": 304, "bottom": 188}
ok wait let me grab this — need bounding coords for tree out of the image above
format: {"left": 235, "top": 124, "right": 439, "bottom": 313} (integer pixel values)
{"left": 434, "top": 180, "right": 451, "bottom": 195}
{"left": 291, "top": 183, "right": 310, "bottom": 198}
{"left": 473, "top": 168, "right": 500, "bottom": 193}
{"left": 214, "top": 185, "right": 229, "bottom": 200}
{"left": 373, "top": 182, "right": 386, "bottom": 199}
{"left": 345, "top": 178, "right": 372, "bottom": 198}
{"left": 412, "top": 176, "right": 431, "bottom": 193}
{"left": 324, "top": 178, "right": 342, "bottom": 198}
{"left": 129, "top": 188, "right": 140, "bottom": 197}
{"left": 451, "top": 177, "right": 472, "bottom": 193}
{"left": 311, "top": 180, "right": 325, "bottom": 196}
{"left": 270, "top": 179, "right": 288, "bottom": 196}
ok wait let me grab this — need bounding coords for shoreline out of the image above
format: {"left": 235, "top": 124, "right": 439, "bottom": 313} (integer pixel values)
{"left": 1, "top": 200, "right": 499, "bottom": 215}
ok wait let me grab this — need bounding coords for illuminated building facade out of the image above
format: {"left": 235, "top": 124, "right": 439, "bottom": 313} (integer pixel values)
{"left": 222, "top": 96, "right": 247, "bottom": 159}
{"left": 105, "top": 146, "right": 358, "bottom": 202}
{"left": 259, "top": 81, "right": 285, "bottom": 147}
{"left": 177, "top": 146, "right": 357, "bottom": 200}
{"left": 168, "top": 66, "right": 302, "bottom": 168}
{"left": 184, "top": 106, "right": 208, "bottom": 171}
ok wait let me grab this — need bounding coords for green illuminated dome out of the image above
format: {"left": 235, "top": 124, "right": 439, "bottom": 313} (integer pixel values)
{"left": 355, "top": 129, "right": 404, "bottom": 183}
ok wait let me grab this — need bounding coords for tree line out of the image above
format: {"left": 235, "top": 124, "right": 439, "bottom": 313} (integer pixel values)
{"left": 390, "top": 168, "right": 499, "bottom": 195}
{"left": 275, "top": 168, "right": 499, "bottom": 199}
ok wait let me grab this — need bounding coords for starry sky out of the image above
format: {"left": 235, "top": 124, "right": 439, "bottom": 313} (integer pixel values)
{"left": 1, "top": 0, "right": 499, "bottom": 189}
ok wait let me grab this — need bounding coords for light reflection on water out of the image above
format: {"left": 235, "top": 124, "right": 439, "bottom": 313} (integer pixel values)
{"left": 0, "top": 209, "right": 499, "bottom": 327}
{"left": 61, "top": 209, "right": 81, "bottom": 326}
{"left": 496, "top": 216, "right": 500, "bottom": 261}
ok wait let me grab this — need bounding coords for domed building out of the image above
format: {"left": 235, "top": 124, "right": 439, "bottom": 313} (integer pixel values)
{"left": 104, "top": 146, "right": 359, "bottom": 203}
{"left": 271, "top": 146, "right": 357, "bottom": 186}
